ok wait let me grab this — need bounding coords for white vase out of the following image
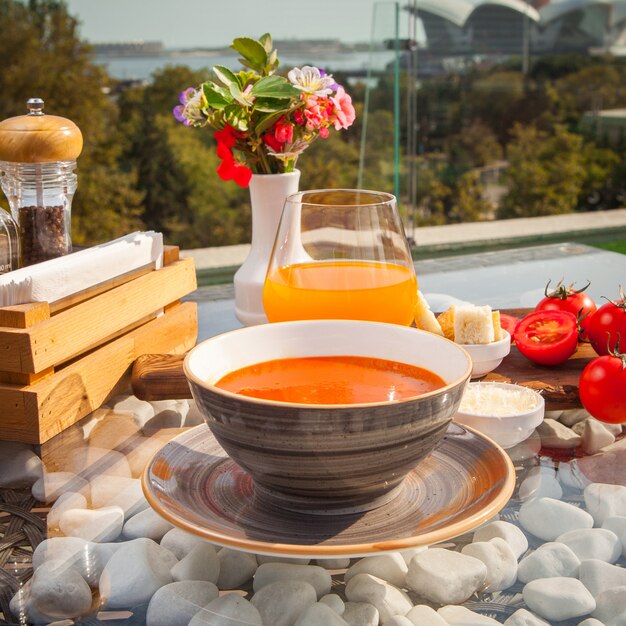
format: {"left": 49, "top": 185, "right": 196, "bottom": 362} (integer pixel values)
{"left": 234, "top": 169, "right": 300, "bottom": 326}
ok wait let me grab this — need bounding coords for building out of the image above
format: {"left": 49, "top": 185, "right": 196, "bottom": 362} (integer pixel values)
{"left": 412, "top": 0, "right": 626, "bottom": 57}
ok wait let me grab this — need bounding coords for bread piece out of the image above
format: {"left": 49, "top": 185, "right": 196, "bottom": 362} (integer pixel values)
{"left": 454, "top": 304, "right": 495, "bottom": 344}
{"left": 437, "top": 306, "right": 456, "bottom": 341}
{"left": 414, "top": 290, "right": 444, "bottom": 336}
{"left": 492, "top": 310, "right": 503, "bottom": 341}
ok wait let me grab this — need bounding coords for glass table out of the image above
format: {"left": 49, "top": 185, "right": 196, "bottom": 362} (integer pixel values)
{"left": 1, "top": 242, "right": 625, "bottom": 626}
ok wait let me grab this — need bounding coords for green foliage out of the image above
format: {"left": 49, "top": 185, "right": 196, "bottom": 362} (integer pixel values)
{"left": 498, "top": 124, "right": 585, "bottom": 218}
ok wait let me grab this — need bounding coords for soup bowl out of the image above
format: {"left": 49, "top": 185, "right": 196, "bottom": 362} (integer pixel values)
{"left": 184, "top": 320, "right": 472, "bottom": 514}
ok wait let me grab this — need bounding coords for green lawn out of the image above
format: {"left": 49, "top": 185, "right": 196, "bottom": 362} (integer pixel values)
{"left": 594, "top": 241, "right": 626, "bottom": 255}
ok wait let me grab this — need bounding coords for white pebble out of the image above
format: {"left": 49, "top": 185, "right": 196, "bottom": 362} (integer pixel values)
{"left": 518, "top": 497, "right": 593, "bottom": 541}
{"left": 579, "top": 559, "right": 626, "bottom": 597}
{"left": 171, "top": 542, "right": 219, "bottom": 583}
{"left": 59, "top": 506, "right": 124, "bottom": 543}
{"left": 294, "top": 602, "right": 350, "bottom": 626}
{"left": 438, "top": 605, "right": 501, "bottom": 625}
{"left": 517, "top": 542, "right": 580, "bottom": 583}
{"left": 385, "top": 617, "right": 414, "bottom": 626}
{"left": 556, "top": 528, "right": 622, "bottom": 563}
{"left": 518, "top": 466, "right": 563, "bottom": 501}
{"left": 523, "top": 577, "right": 596, "bottom": 621}
{"left": 342, "top": 601, "right": 379, "bottom": 626}
{"left": 461, "top": 537, "right": 517, "bottom": 591}
{"left": 253, "top": 563, "right": 331, "bottom": 599}
{"left": 344, "top": 553, "right": 408, "bottom": 588}
{"left": 29, "top": 560, "right": 92, "bottom": 619}
{"left": 161, "top": 527, "right": 213, "bottom": 560}
{"left": 62, "top": 446, "right": 131, "bottom": 480}
{"left": 183, "top": 400, "right": 205, "bottom": 427}
{"left": 123, "top": 507, "right": 174, "bottom": 541}
{"left": 503, "top": 608, "right": 551, "bottom": 625}
{"left": 585, "top": 483, "right": 626, "bottom": 525}
{"left": 32, "top": 472, "right": 89, "bottom": 503}
{"left": 319, "top": 594, "right": 345, "bottom": 615}
{"left": 345, "top": 573, "right": 412, "bottom": 623}
{"left": 557, "top": 461, "right": 592, "bottom": 490}
{"left": 109, "top": 394, "right": 155, "bottom": 425}
{"left": 0, "top": 441, "right": 43, "bottom": 487}
{"left": 578, "top": 620, "right": 606, "bottom": 626}
{"left": 316, "top": 557, "right": 350, "bottom": 569}
{"left": 89, "top": 475, "right": 147, "bottom": 519}
{"left": 217, "top": 547, "right": 258, "bottom": 589}
{"left": 579, "top": 420, "right": 616, "bottom": 454}
{"left": 558, "top": 408, "right": 590, "bottom": 427}
{"left": 251, "top": 580, "right": 317, "bottom": 626}
{"left": 405, "top": 604, "right": 448, "bottom": 625}
{"left": 10, "top": 582, "right": 56, "bottom": 625}
{"left": 399, "top": 547, "right": 428, "bottom": 565}
{"left": 536, "top": 419, "right": 581, "bottom": 448}
{"left": 506, "top": 432, "right": 542, "bottom": 463}
{"left": 603, "top": 516, "right": 626, "bottom": 557}
{"left": 146, "top": 581, "right": 218, "bottom": 626}
{"left": 32, "top": 537, "right": 105, "bottom": 587}
{"left": 47, "top": 492, "right": 87, "bottom": 531}
{"left": 592, "top": 586, "right": 626, "bottom": 625}
{"left": 406, "top": 547, "right": 487, "bottom": 605}
{"left": 190, "top": 593, "right": 262, "bottom": 626}
{"left": 473, "top": 520, "right": 529, "bottom": 559}
{"left": 99, "top": 537, "right": 175, "bottom": 609}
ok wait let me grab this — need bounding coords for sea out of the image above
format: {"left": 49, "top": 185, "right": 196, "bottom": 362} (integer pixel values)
{"left": 94, "top": 50, "right": 397, "bottom": 82}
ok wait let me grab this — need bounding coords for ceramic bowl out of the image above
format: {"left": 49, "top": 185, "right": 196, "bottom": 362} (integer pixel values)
{"left": 461, "top": 331, "right": 511, "bottom": 378}
{"left": 453, "top": 381, "right": 545, "bottom": 449}
{"left": 184, "top": 320, "right": 472, "bottom": 514}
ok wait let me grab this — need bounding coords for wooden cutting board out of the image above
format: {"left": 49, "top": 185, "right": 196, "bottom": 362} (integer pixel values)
{"left": 131, "top": 308, "right": 597, "bottom": 410}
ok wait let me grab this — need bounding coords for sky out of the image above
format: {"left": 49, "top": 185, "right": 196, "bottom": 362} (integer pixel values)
{"left": 64, "top": 0, "right": 403, "bottom": 49}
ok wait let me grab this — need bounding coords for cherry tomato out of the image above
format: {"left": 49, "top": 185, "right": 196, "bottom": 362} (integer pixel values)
{"left": 579, "top": 353, "right": 626, "bottom": 424}
{"left": 499, "top": 314, "right": 520, "bottom": 342}
{"left": 586, "top": 287, "right": 626, "bottom": 356}
{"left": 514, "top": 310, "right": 579, "bottom": 366}
{"left": 535, "top": 279, "right": 596, "bottom": 340}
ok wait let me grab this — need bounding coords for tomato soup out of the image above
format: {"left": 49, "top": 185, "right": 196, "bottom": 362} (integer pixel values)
{"left": 214, "top": 356, "right": 446, "bottom": 404}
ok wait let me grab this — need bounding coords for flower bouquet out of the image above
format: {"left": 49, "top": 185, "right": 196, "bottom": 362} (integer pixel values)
{"left": 173, "top": 33, "right": 356, "bottom": 187}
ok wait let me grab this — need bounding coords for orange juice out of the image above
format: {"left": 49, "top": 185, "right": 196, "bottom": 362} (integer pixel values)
{"left": 263, "top": 260, "right": 417, "bottom": 325}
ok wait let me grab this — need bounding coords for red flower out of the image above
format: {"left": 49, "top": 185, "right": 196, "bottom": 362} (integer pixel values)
{"left": 217, "top": 156, "right": 252, "bottom": 187}
{"left": 274, "top": 119, "right": 294, "bottom": 144}
{"left": 263, "top": 132, "right": 283, "bottom": 153}
{"left": 213, "top": 124, "right": 237, "bottom": 147}
{"left": 216, "top": 142, "right": 233, "bottom": 160}
{"left": 293, "top": 109, "right": 305, "bottom": 126}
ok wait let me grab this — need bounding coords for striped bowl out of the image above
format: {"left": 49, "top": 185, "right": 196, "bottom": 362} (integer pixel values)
{"left": 184, "top": 320, "right": 472, "bottom": 514}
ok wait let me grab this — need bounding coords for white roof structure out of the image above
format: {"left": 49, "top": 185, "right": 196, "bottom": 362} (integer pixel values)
{"left": 415, "top": 0, "right": 540, "bottom": 26}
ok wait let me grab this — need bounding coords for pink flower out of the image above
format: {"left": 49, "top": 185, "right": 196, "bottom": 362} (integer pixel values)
{"left": 331, "top": 86, "right": 356, "bottom": 130}
{"left": 319, "top": 127, "right": 330, "bottom": 139}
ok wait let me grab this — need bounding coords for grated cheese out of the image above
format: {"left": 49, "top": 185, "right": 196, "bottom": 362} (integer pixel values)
{"left": 459, "top": 383, "right": 539, "bottom": 416}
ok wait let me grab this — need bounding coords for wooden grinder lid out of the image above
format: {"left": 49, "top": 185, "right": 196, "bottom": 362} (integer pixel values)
{"left": 0, "top": 98, "right": 83, "bottom": 163}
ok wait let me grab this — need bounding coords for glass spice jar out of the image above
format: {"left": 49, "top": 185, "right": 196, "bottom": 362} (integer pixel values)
{"left": 0, "top": 98, "right": 83, "bottom": 267}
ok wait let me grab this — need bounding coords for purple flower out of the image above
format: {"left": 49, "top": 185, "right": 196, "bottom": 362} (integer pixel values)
{"left": 172, "top": 86, "right": 206, "bottom": 127}
{"left": 319, "top": 68, "right": 340, "bottom": 92}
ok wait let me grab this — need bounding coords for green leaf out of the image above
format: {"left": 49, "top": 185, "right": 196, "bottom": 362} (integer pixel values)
{"left": 212, "top": 65, "right": 238, "bottom": 88}
{"left": 255, "top": 111, "right": 285, "bottom": 135}
{"left": 253, "top": 97, "right": 289, "bottom": 113}
{"left": 259, "top": 33, "right": 273, "bottom": 54}
{"left": 231, "top": 37, "right": 267, "bottom": 69}
{"left": 251, "top": 75, "right": 299, "bottom": 99}
{"left": 223, "top": 104, "right": 249, "bottom": 132}
{"left": 229, "top": 83, "right": 250, "bottom": 107}
{"left": 202, "top": 82, "right": 231, "bottom": 109}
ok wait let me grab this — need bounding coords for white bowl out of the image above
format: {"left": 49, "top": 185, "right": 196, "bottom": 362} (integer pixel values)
{"left": 461, "top": 331, "right": 511, "bottom": 378}
{"left": 453, "top": 381, "right": 545, "bottom": 449}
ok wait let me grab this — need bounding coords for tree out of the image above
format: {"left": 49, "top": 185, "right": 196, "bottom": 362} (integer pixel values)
{"left": 0, "top": 0, "right": 143, "bottom": 244}
{"left": 499, "top": 124, "right": 585, "bottom": 218}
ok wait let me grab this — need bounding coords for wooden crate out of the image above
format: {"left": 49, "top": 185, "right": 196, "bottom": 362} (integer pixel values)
{"left": 0, "top": 246, "right": 198, "bottom": 444}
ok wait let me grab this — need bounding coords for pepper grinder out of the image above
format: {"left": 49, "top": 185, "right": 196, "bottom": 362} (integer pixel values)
{"left": 0, "top": 98, "right": 83, "bottom": 266}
